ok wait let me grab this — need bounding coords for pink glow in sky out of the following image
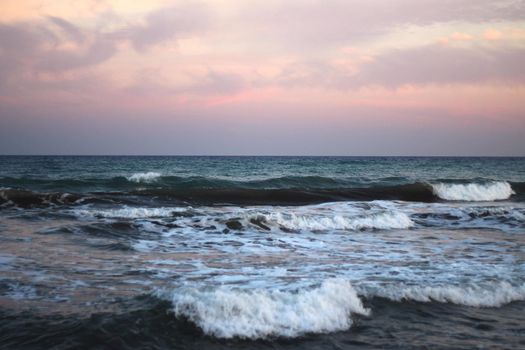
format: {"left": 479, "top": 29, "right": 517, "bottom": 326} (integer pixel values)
{"left": 1, "top": 0, "right": 524, "bottom": 155}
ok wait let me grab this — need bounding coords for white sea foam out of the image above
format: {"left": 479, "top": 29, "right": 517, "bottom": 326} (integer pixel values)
{"left": 363, "top": 282, "right": 525, "bottom": 307}
{"left": 126, "top": 172, "right": 162, "bottom": 183}
{"left": 431, "top": 181, "right": 514, "bottom": 201}
{"left": 73, "top": 202, "right": 413, "bottom": 231}
{"left": 250, "top": 210, "right": 414, "bottom": 231}
{"left": 73, "top": 207, "right": 188, "bottom": 219}
{"left": 160, "top": 279, "right": 369, "bottom": 339}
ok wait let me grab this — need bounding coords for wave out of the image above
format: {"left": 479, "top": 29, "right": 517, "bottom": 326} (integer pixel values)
{"left": 1, "top": 181, "right": 522, "bottom": 209}
{"left": 362, "top": 281, "right": 525, "bottom": 308}
{"left": 156, "top": 278, "right": 525, "bottom": 339}
{"left": 0, "top": 188, "right": 82, "bottom": 208}
{"left": 127, "top": 183, "right": 438, "bottom": 205}
{"left": 431, "top": 181, "right": 514, "bottom": 201}
{"left": 72, "top": 203, "right": 414, "bottom": 232}
{"left": 126, "top": 172, "right": 162, "bottom": 183}
{"left": 66, "top": 200, "right": 525, "bottom": 236}
{"left": 244, "top": 211, "right": 414, "bottom": 231}
{"left": 157, "top": 279, "right": 369, "bottom": 339}
{"left": 73, "top": 207, "right": 189, "bottom": 219}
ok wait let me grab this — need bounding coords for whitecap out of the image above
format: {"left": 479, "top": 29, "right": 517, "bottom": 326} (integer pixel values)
{"left": 158, "top": 279, "right": 369, "bottom": 339}
{"left": 247, "top": 210, "right": 414, "bottom": 231}
{"left": 73, "top": 206, "right": 188, "bottom": 219}
{"left": 431, "top": 181, "right": 514, "bottom": 201}
{"left": 126, "top": 172, "right": 162, "bottom": 183}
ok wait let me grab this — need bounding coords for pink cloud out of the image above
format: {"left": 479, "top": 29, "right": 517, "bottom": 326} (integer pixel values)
{"left": 1, "top": 1, "right": 524, "bottom": 155}
{"left": 484, "top": 28, "right": 504, "bottom": 40}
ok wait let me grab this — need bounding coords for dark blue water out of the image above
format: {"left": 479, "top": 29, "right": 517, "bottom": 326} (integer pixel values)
{"left": 1, "top": 156, "right": 524, "bottom": 349}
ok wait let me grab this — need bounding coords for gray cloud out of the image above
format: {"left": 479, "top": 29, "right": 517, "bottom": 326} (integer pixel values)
{"left": 353, "top": 45, "right": 525, "bottom": 87}
{"left": 47, "top": 16, "right": 85, "bottom": 43}
{"left": 0, "top": 3, "right": 210, "bottom": 78}
{"left": 36, "top": 37, "right": 117, "bottom": 71}
{"left": 0, "top": 23, "right": 45, "bottom": 53}
{"left": 241, "top": 0, "right": 525, "bottom": 49}
{"left": 276, "top": 45, "right": 525, "bottom": 88}
{"left": 115, "top": 4, "right": 210, "bottom": 50}
{"left": 190, "top": 71, "right": 245, "bottom": 95}
{"left": 124, "top": 69, "right": 245, "bottom": 96}
{"left": 0, "top": 19, "right": 114, "bottom": 77}
{"left": 0, "top": 23, "right": 46, "bottom": 92}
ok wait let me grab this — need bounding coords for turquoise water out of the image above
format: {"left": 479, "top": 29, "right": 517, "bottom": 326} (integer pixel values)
{"left": 2, "top": 156, "right": 525, "bottom": 186}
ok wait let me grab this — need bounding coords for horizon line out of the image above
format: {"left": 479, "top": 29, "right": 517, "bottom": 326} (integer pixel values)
{"left": 1, "top": 154, "right": 524, "bottom": 158}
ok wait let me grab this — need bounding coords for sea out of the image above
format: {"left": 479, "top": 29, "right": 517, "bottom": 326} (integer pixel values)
{"left": 0, "top": 156, "right": 524, "bottom": 349}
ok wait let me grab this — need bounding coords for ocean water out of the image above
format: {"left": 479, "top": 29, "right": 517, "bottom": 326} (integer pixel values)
{"left": 0, "top": 156, "right": 524, "bottom": 349}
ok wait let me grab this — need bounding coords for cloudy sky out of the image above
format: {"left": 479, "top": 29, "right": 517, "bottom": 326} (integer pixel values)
{"left": 1, "top": 0, "right": 524, "bottom": 155}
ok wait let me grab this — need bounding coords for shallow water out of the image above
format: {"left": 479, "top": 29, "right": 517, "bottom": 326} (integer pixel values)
{"left": 1, "top": 156, "right": 524, "bottom": 348}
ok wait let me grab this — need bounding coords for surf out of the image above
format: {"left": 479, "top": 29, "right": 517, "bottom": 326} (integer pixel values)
{"left": 431, "top": 181, "right": 514, "bottom": 201}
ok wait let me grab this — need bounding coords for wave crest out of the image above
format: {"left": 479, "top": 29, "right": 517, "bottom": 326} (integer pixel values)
{"left": 431, "top": 181, "right": 514, "bottom": 201}
{"left": 252, "top": 210, "right": 414, "bottom": 231}
{"left": 126, "top": 172, "right": 162, "bottom": 183}
{"left": 73, "top": 206, "right": 188, "bottom": 219}
{"left": 159, "top": 279, "right": 369, "bottom": 339}
{"left": 158, "top": 279, "right": 525, "bottom": 339}
{"left": 363, "top": 282, "right": 525, "bottom": 307}
{"left": 73, "top": 204, "right": 413, "bottom": 232}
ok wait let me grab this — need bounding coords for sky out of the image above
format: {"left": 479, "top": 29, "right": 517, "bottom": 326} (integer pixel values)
{"left": 0, "top": 0, "right": 524, "bottom": 156}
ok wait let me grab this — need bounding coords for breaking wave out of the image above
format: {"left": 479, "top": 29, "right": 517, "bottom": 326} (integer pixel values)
{"left": 72, "top": 203, "right": 413, "bottom": 232}
{"left": 1, "top": 179, "right": 522, "bottom": 208}
{"left": 431, "top": 181, "right": 514, "bottom": 201}
{"left": 126, "top": 172, "right": 162, "bottom": 183}
{"left": 156, "top": 279, "right": 525, "bottom": 339}
{"left": 158, "top": 279, "right": 369, "bottom": 339}
{"left": 73, "top": 206, "right": 189, "bottom": 219}
{"left": 246, "top": 211, "right": 414, "bottom": 231}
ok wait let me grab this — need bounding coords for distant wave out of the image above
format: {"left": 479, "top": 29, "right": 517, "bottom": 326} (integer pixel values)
{"left": 1, "top": 180, "right": 522, "bottom": 208}
{"left": 126, "top": 172, "right": 162, "bottom": 183}
{"left": 73, "top": 207, "right": 189, "bottom": 219}
{"left": 431, "top": 181, "right": 514, "bottom": 201}
{"left": 157, "top": 279, "right": 369, "bottom": 339}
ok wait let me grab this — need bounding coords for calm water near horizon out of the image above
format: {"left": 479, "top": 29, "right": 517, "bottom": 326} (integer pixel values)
{"left": 1, "top": 156, "right": 524, "bottom": 349}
